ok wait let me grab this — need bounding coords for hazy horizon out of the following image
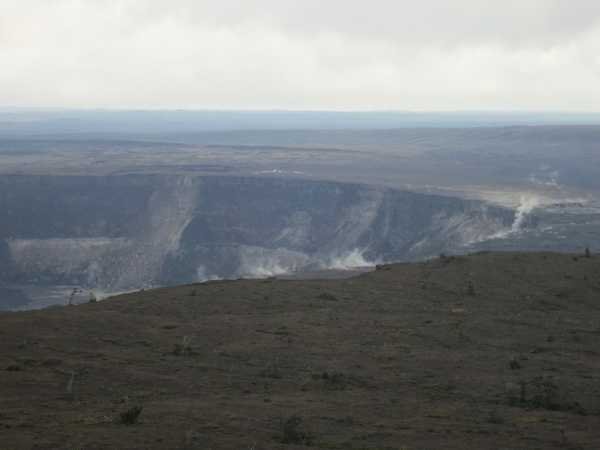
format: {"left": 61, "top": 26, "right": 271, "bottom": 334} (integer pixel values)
{"left": 3, "top": 109, "right": 600, "bottom": 136}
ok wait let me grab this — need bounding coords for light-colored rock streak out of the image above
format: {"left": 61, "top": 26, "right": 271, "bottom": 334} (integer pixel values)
{"left": 326, "top": 188, "right": 384, "bottom": 252}
{"left": 112, "top": 176, "right": 198, "bottom": 289}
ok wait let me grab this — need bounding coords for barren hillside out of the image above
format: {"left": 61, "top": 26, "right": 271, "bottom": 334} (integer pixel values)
{"left": 1, "top": 252, "right": 600, "bottom": 449}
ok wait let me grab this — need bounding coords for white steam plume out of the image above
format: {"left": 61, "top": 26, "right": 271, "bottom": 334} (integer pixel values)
{"left": 322, "top": 248, "right": 379, "bottom": 270}
{"left": 511, "top": 195, "right": 541, "bottom": 233}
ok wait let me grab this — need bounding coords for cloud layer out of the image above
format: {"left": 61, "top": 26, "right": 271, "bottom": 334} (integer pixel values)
{"left": 1, "top": 0, "right": 600, "bottom": 110}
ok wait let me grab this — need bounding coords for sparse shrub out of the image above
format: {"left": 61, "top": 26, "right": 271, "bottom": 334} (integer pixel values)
{"left": 42, "top": 358, "right": 62, "bottom": 367}
{"left": 5, "top": 363, "right": 21, "bottom": 371}
{"left": 173, "top": 336, "right": 193, "bottom": 356}
{"left": 527, "top": 377, "right": 560, "bottom": 410}
{"left": 316, "top": 292, "right": 338, "bottom": 302}
{"left": 280, "top": 415, "right": 311, "bottom": 445}
{"left": 467, "top": 280, "right": 476, "bottom": 296}
{"left": 439, "top": 253, "right": 455, "bottom": 264}
{"left": 519, "top": 380, "right": 527, "bottom": 404}
{"left": 310, "top": 371, "right": 363, "bottom": 391}
{"left": 487, "top": 409, "right": 505, "bottom": 424}
{"left": 509, "top": 357, "right": 521, "bottom": 370}
{"left": 185, "top": 429, "right": 202, "bottom": 446}
{"left": 321, "top": 371, "right": 347, "bottom": 390}
{"left": 505, "top": 381, "right": 522, "bottom": 406}
{"left": 261, "top": 360, "right": 282, "bottom": 379}
{"left": 508, "top": 377, "right": 586, "bottom": 415}
{"left": 119, "top": 405, "right": 143, "bottom": 425}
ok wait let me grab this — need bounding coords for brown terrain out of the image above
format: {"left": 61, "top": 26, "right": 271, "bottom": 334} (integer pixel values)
{"left": 1, "top": 252, "right": 600, "bottom": 450}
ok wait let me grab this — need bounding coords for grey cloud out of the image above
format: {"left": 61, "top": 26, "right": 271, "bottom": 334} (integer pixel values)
{"left": 1, "top": 0, "right": 600, "bottom": 109}
{"left": 126, "top": 0, "right": 600, "bottom": 46}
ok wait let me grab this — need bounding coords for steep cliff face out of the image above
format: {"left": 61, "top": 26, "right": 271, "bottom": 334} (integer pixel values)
{"left": 163, "top": 178, "right": 515, "bottom": 283}
{"left": 0, "top": 175, "right": 515, "bottom": 302}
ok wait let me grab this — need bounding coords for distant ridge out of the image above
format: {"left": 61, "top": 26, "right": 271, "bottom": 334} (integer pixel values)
{"left": 3, "top": 109, "right": 600, "bottom": 136}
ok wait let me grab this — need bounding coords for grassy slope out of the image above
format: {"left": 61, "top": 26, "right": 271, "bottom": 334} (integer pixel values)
{"left": 1, "top": 252, "right": 599, "bottom": 450}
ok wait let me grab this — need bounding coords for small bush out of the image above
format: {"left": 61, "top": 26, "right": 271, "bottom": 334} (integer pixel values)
{"left": 119, "top": 405, "right": 143, "bottom": 425}
{"left": 439, "top": 253, "right": 455, "bottom": 264}
{"left": 487, "top": 409, "right": 505, "bottom": 424}
{"left": 281, "top": 415, "right": 311, "bottom": 445}
{"left": 321, "top": 371, "right": 347, "bottom": 390}
{"left": 261, "top": 360, "right": 282, "bottom": 379}
{"left": 467, "top": 280, "right": 476, "bottom": 296}
{"left": 316, "top": 292, "right": 338, "bottom": 302}
{"left": 508, "top": 377, "right": 586, "bottom": 415}
{"left": 509, "top": 358, "right": 521, "bottom": 370}
{"left": 173, "top": 336, "right": 193, "bottom": 356}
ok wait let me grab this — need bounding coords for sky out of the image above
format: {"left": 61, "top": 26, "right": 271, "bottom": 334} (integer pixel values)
{"left": 1, "top": 0, "right": 600, "bottom": 111}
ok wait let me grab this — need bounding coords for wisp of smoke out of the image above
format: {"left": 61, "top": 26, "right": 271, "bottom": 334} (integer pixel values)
{"left": 324, "top": 248, "right": 378, "bottom": 270}
{"left": 511, "top": 195, "right": 540, "bottom": 233}
{"left": 243, "top": 261, "right": 290, "bottom": 278}
{"left": 491, "top": 195, "right": 541, "bottom": 239}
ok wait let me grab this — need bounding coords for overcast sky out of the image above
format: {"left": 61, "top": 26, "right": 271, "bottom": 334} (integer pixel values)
{"left": 2, "top": 0, "right": 600, "bottom": 110}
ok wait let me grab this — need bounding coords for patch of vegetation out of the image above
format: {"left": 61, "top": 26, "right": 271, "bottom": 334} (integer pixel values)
{"left": 119, "top": 405, "right": 143, "bottom": 425}
{"left": 321, "top": 371, "right": 348, "bottom": 390}
{"left": 260, "top": 360, "right": 283, "bottom": 379}
{"left": 42, "top": 358, "right": 62, "bottom": 367}
{"left": 280, "top": 415, "right": 311, "bottom": 445}
{"left": 487, "top": 409, "right": 505, "bottom": 424}
{"left": 466, "top": 280, "right": 476, "bottom": 296}
{"left": 439, "top": 253, "right": 456, "bottom": 264}
{"left": 173, "top": 336, "right": 193, "bottom": 356}
{"left": 508, "top": 377, "right": 586, "bottom": 415}
{"left": 311, "top": 371, "right": 364, "bottom": 391}
{"left": 509, "top": 357, "right": 521, "bottom": 370}
{"left": 317, "top": 292, "right": 339, "bottom": 302}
